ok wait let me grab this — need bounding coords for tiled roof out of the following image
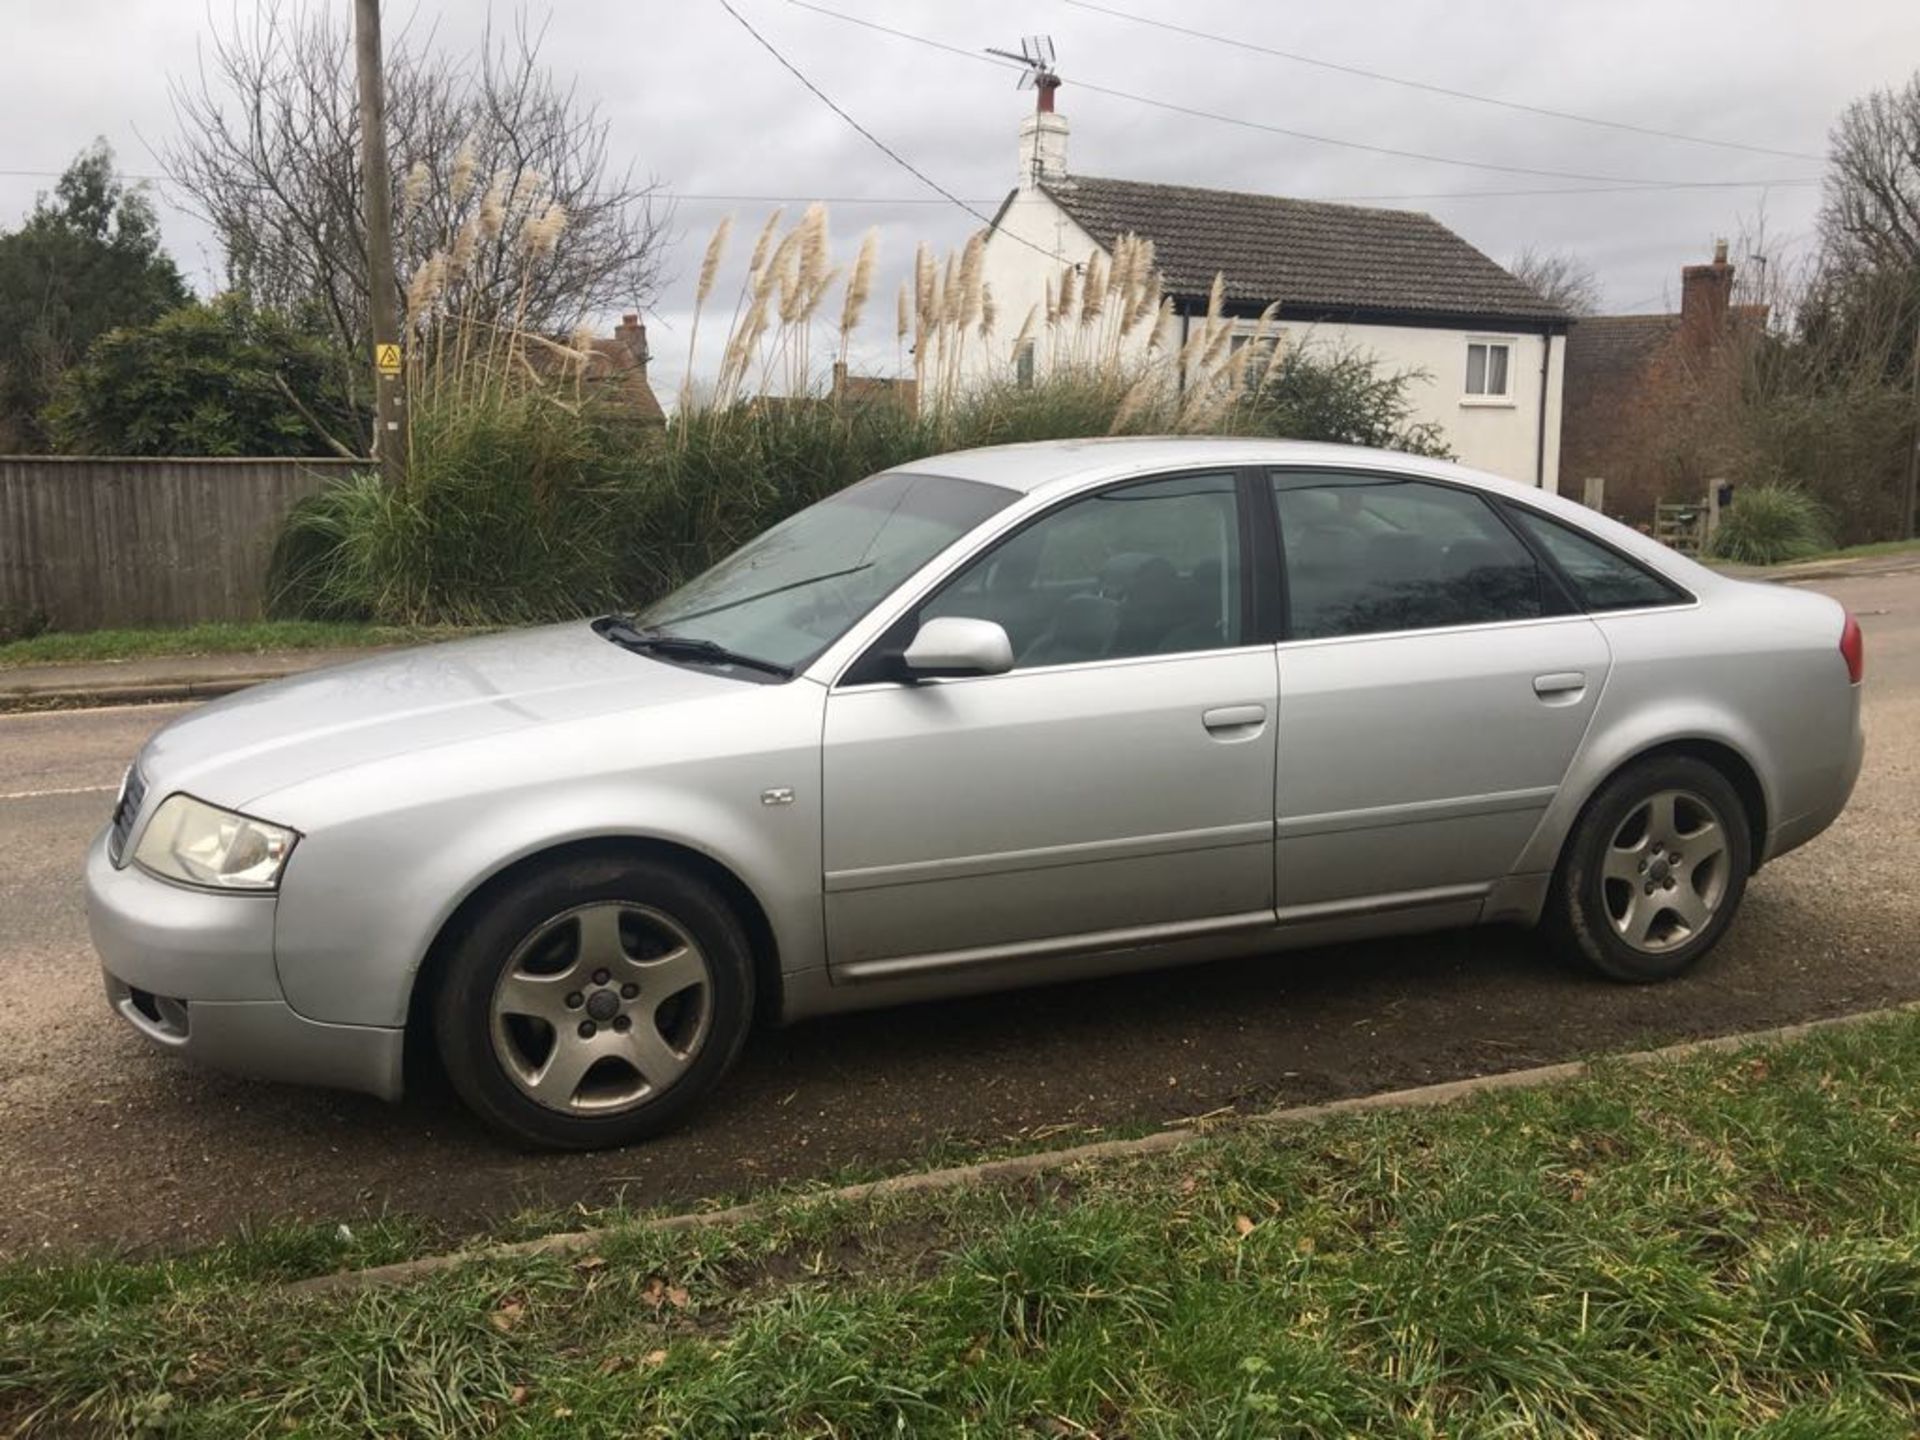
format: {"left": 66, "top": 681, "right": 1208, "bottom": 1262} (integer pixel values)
{"left": 1040, "top": 174, "right": 1569, "bottom": 324}
{"left": 1563, "top": 313, "right": 1681, "bottom": 388}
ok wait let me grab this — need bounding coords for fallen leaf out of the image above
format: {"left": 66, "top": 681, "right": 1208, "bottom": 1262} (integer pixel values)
{"left": 643, "top": 1349, "right": 669, "bottom": 1367}
{"left": 666, "top": 1284, "right": 690, "bottom": 1309}
{"left": 574, "top": 1254, "right": 606, "bottom": 1272}
{"left": 597, "top": 1355, "right": 627, "bottom": 1376}
{"left": 508, "top": 1385, "right": 529, "bottom": 1407}
{"left": 489, "top": 1301, "right": 524, "bottom": 1333}
{"left": 1178, "top": 1175, "right": 1198, "bottom": 1196}
{"left": 1234, "top": 1214, "right": 1256, "bottom": 1237}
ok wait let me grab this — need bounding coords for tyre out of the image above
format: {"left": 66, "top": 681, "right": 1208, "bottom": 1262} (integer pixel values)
{"left": 1547, "top": 755, "right": 1752, "bottom": 983}
{"left": 433, "top": 853, "right": 755, "bottom": 1149}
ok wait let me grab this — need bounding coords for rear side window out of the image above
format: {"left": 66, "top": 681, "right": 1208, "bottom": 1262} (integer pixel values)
{"left": 1506, "top": 506, "right": 1687, "bottom": 611}
{"left": 1273, "top": 474, "right": 1551, "bottom": 640}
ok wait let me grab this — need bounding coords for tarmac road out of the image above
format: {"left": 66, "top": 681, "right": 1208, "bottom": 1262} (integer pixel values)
{"left": 1, "top": 568, "right": 1914, "bottom": 1256}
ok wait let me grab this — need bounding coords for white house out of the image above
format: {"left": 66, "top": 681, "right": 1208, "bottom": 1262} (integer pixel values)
{"left": 976, "top": 96, "right": 1571, "bottom": 488}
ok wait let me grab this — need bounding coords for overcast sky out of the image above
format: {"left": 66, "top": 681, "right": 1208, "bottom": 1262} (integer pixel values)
{"left": 6, "top": 0, "right": 1918, "bottom": 399}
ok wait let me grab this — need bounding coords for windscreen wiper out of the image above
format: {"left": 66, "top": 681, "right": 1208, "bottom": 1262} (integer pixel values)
{"left": 594, "top": 618, "right": 794, "bottom": 678}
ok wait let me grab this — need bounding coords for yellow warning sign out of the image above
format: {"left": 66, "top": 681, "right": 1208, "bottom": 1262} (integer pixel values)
{"left": 374, "top": 343, "right": 402, "bottom": 376}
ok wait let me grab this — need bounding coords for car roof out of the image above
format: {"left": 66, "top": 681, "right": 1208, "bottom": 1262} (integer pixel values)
{"left": 891, "top": 435, "right": 1722, "bottom": 592}
{"left": 898, "top": 436, "right": 1503, "bottom": 498}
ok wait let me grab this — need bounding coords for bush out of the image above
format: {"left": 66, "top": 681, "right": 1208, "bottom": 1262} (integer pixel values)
{"left": 274, "top": 358, "right": 1449, "bottom": 627}
{"left": 46, "top": 295, "right": 360, "bottom": 458}
{"left": 1705, "top": 483, "right": 1834, "bottom": 565}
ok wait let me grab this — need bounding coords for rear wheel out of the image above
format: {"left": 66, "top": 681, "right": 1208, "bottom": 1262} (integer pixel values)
{"left": 433, "top": 855, "right": 754, "bottom": 1149}
{"left": 1548, "top": 755, "right": 1752, "bottom": 982}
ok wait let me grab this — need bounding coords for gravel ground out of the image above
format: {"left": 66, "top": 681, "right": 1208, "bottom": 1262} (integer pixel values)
{"left": 0, "top": 570, "right": 1913, "bottom": 1258}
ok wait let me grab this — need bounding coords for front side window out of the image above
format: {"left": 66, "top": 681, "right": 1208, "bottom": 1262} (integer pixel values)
{"left": 636, "top": 472, "right": 1014, "bottom": 672}
{"left": 920, "top": 472, "right": 1244, "bottom": 668}
{"left": 1506, "top": 506, "right": 1687, "bottom": 611}
{"left": 1465, "top": 339, "right": 1513, "bottom": 398}
{"left": 1274, "top": 474, "right": 1550, "bottom": 640}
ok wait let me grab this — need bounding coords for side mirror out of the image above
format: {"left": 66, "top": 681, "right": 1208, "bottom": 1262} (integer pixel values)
{"left": 899, "top": 616, "right": 1014, "bottom": 679}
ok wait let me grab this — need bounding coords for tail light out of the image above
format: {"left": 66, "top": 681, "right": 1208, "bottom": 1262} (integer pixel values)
{"left": 1840, "top": 613, "right": 1865, "bottom": 685}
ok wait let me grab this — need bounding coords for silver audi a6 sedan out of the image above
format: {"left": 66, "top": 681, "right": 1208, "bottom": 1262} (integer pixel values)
{"left": 87, "top": 438, "right": 1865, "bottom": 1147}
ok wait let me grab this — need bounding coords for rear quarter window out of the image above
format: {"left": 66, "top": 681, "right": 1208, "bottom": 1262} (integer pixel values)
{"left": 1506, "top": 506, "right": 1689, "bottom": 611}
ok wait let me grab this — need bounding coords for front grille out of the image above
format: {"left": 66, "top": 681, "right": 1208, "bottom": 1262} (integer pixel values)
{"left": 107, "top": 765, "right": 147, "bottom": 866}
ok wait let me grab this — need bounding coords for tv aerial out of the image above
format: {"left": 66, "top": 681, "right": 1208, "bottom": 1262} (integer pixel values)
{"left": 985, "top": 35, "right": 1061, "bottom": 110}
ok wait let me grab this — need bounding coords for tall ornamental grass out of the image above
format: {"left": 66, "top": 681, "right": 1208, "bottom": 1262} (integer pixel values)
{"left": 274, "top": 203, "right": 1449, "bottom": 626}
{"left": 1704, "top": 483, "right": 1834, "bottom": 565}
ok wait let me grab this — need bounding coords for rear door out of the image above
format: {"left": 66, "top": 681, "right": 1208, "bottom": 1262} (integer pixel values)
{"left": 1269, "top": 470, "right": 1611, "bottom": 912}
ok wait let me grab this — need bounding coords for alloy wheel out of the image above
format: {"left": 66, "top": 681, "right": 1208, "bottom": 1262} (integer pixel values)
{"left": 488, "top": 901, "right": 713, "bottom": 1114}
{"left": 1600, "top": 788, "right": 1732, "bottom": 955}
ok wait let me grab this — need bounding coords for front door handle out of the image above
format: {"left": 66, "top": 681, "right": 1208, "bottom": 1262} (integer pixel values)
{"left": 1202, "top": 703, "right": 1268, "bottom": 734}
{"left": 1533, "top": 671, "right": 1588, "bottom": 697}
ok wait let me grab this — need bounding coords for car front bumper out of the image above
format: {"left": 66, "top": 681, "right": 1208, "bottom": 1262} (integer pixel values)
{"left": 85, "top": 830, "right": 405, "bottom": 1101}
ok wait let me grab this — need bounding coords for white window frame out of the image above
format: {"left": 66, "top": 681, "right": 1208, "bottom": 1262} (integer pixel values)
{"left": 1462, "top": 336, "right": 1517, "bottom": 406}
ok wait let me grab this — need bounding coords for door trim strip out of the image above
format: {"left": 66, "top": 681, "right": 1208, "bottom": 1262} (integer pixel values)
{"left": 1272, "top": 882, "right": 1490, "bottom": 926}
{"left": 825, "top": 819, "right": 1275, "bottom": 894}
{"left": 1276, "top": 786, "right": 1556, "bottom": 840}
{"left": 836, "top": 909, "right": 1278, "bottom": 984}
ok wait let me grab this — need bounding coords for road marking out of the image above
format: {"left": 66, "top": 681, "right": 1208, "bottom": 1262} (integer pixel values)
{"left": 0, "top": 783, "right": 116, "bottom": 802}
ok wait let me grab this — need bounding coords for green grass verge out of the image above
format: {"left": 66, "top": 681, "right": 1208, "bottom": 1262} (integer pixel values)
{"left": 8, "top": 1015, "right": 1920, "bottom": 1435}
{"left": 0, "top": 620, "right": 481, "bottom": 669}
{"left": 1794, "top": 537, "right": 1920, "bottom": 564}
{"left": 1707, "top": 536, "right": 1920, "bottom": 572}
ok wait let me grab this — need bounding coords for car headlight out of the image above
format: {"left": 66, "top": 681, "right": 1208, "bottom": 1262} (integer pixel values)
{"left": 132, "top": 794, "right": 298, "bottom": 891}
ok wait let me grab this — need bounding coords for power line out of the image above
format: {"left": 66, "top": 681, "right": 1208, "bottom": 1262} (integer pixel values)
{"left": 713, "top": 0, "right": 1063, "bottom": 260}
{"left": 1061, "top": 0, "right": 1824, "bottom": 164}
{"left": 783, "top": 0, "right": 1819, "bottom": 190}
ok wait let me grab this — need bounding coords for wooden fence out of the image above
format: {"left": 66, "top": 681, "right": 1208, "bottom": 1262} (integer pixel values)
{"left": 0, "top": 455, "right": 363, "bottom": 631}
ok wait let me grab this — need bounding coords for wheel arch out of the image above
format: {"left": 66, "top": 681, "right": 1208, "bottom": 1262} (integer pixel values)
{"left": 1556, "top": 735, "right": 1770, "bottom": 879}
{"left": 403, "top": 835, "right": 785, "bottom": 1071}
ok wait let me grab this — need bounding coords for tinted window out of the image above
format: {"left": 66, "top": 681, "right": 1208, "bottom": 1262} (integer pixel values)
{"left": 1274, "top": 475, "right": 1547, "bottom": 639}
{"left": 923, "top": 472, "right": 1243, "bottom": 668}
{"left": 1507, "top": 507, "right": 1686, "bottom": 611}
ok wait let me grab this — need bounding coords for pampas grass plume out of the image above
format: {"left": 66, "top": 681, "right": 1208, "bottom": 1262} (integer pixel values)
{"left": 840, "top": 227, "right": 877, "bottom": 338}
{"left": 522, "top": 201, "right": 568, "bottom": 259}
{"left": 402, "top": 159, "right": 429, "bottom": 216}
{"left": 746, "top": 209, "right": 783, "bottom": 281}
{"left": 449, "top": 139, "right": 477, "bottom": 204}
{"left": 697, "top": 216, "right": 733, "bottom": 306}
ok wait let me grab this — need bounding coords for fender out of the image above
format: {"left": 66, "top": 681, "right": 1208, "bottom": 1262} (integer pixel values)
{"left": 263, "top": 683, "right": 829, "bottom": 1028}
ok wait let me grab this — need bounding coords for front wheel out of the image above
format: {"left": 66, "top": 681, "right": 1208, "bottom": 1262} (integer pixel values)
{"left": 1547, "top": 755, "right": 1752, "bottom": 982}
{"left": 433, "top": 855, "right": 755, "bottom": 1149}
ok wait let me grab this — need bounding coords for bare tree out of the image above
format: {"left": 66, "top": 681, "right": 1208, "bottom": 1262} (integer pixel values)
{"left": 1820, "top": 70, "right": 1920, "bottom": 274}
{"left": 1509, "top": 246, "right": 1602, "bottom": 317}
{"left": 165, "top": 3, "right": 669, "bottom": 429}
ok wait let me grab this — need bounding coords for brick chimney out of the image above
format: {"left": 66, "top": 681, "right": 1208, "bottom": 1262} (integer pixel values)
{"left": 1018, "top": 101, "right": 1068, "bottom": 190}
{"left": 613, "top": 313, "right": 650, "bottom": 368}
{"left": 1679, "top": 240, "right": 1734, "bottom": 352}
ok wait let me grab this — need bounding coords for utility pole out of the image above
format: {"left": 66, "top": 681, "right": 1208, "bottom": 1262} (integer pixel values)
{"left": 353, "top": 0, "right": 405, "bottom": 484}
{"left": 1906, "top": 289, "right": 1920, "bottom": 538}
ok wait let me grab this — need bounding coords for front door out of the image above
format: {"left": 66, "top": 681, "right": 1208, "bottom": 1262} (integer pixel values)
{"left": 1269, "top": 470, "right": 1612, "bottom": 911}
{"left": 821, "top": 471, "right": 1278, "bottom": 977}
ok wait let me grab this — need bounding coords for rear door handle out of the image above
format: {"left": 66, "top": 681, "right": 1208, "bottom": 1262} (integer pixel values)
{"left": 1533, "top": 671, "right": 1588, "bottom": 697}
{"left": 1202, "top": 703, "right": 1268, "bottom": 733}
